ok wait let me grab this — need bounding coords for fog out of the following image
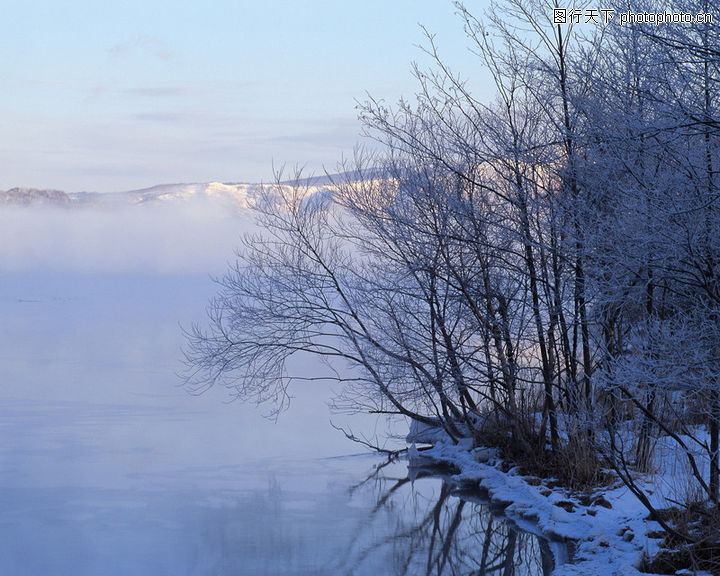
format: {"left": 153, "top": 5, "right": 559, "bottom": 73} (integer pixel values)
{"left": 0, "top": 199, "right": 249, "bottom": 274}
{"left": 0, "top": 200, "right": 373, "bottom": 474}
{"left": 0, "top": 200, "right": 388, "bottom": 574}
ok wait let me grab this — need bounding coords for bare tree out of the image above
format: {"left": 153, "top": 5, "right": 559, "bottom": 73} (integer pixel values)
{"left": 185, "top": 1, "right": 720, "bottom": 562}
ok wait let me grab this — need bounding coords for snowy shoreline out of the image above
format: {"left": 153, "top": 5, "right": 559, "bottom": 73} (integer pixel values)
{"left": 411, "top": 439, "right": 670, "bottom": 576}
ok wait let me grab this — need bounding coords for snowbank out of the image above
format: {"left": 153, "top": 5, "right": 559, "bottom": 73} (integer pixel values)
{"left": 411, "top": 439, "right": 676, "bottom": 576}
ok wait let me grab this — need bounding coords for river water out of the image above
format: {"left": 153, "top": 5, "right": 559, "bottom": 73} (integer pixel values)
{"left": 0, "top": 254, "right": 566, "bottom": 574}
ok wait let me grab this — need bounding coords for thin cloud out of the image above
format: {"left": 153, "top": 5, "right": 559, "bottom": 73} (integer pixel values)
{"left": 266, "top": 119, "right": 362, "bottom": 148}
{"left": 122, "top": 86, "right": 196, "bottom": 99}
{"left": 131, "top": 112, "right": 188, "bottom": 123}
{"left": 107, "top": 35, "right": 174, "bottom": 62}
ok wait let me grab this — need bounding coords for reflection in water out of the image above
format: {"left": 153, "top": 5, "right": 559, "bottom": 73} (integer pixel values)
{"left": 0, "top": 272, "right": 570, "bottom": 575}
{"left": 0, "top": 452, "right": 569, "bottom": 575}
{"left": 338, "top": 460, "right": 565, "bottom": 576}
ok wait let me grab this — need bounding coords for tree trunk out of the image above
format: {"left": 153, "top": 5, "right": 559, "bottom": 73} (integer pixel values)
{"left": 710, "top": 390, "right": 719, "bottom": 504}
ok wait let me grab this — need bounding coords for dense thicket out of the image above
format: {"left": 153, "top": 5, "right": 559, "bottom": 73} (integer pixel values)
{"left": 185, "top": 0, "right": 720, "bottom": 554}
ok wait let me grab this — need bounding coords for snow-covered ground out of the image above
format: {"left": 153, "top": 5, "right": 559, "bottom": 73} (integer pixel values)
{"left": 413, "top": 436, "right": 719, "bottom": 576}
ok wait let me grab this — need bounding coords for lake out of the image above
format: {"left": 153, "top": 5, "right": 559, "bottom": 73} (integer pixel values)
{"left": 0, "top": 245, "right": 567, "bottom": 574}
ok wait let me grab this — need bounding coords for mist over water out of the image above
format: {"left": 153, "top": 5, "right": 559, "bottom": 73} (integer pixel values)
{"left": 0, "top": 199, "right": 559, "bottom": 575}
{"left": 0, "top": 200, "right": 381, "bottom": 574}
{"left": 0, "top": 198, "right": 249, "bottom": 274}
{"left": 0, "top": 200, "right": 365, "bottom": 472}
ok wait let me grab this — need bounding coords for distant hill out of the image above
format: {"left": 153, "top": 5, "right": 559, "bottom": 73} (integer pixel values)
{"left": 76, "top": 182, "right": 261, "bottom": 210}
{"left": 0, "top": 188, "right": 73, "bottom": 206}
{"left": 0, "top": 182, "right": 260, "bottom": 210}
{"left": 0, "top": 178, "right": 340, "bottom": 211}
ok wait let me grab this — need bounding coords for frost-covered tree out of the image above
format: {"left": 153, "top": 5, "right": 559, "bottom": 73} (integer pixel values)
{"left": 187, "top": 0, "right": 720, "bottom": 556}
{"left": 578, "top": 0, "right": 720, "bottom": 551}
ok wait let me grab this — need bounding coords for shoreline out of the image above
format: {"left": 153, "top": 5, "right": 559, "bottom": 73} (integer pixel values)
{"left": 410, "top": 439, "right": 668, "bottom": 576}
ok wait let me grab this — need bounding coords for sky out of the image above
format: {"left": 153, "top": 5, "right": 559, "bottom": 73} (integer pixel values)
{"left": 0, "top": 0, "right": 491, "bottom": 193}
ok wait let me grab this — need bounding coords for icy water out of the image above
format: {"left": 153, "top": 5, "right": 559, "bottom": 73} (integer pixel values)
{"left": 0, "top": 269, "right": 566, "bottom": 575}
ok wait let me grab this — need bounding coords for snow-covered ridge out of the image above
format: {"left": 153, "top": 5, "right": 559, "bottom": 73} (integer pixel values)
{"left": 0, "top": 182, "right": 262, "bottom": 211}
{"left": 0, "top": 179, "right": 341, "bottom": 213}
{"left": 0, "top": 187, "right": 73, "bottom": 206}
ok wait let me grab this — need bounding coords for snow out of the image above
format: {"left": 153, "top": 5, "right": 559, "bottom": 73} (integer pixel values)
{"left": 414, "top": 438, "right": 675, "bottom": 576}
{"left": 406, "top": 419, "right": 444, "bottom": 444}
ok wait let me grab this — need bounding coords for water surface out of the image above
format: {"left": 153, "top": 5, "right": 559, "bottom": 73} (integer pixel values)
{"left": 0, "top": 271, "right": 565, "bottom": 575}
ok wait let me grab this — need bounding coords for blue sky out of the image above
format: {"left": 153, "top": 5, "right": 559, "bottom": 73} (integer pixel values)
{"left": 0, "top": 1, "right": 491, "bottom": 192}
